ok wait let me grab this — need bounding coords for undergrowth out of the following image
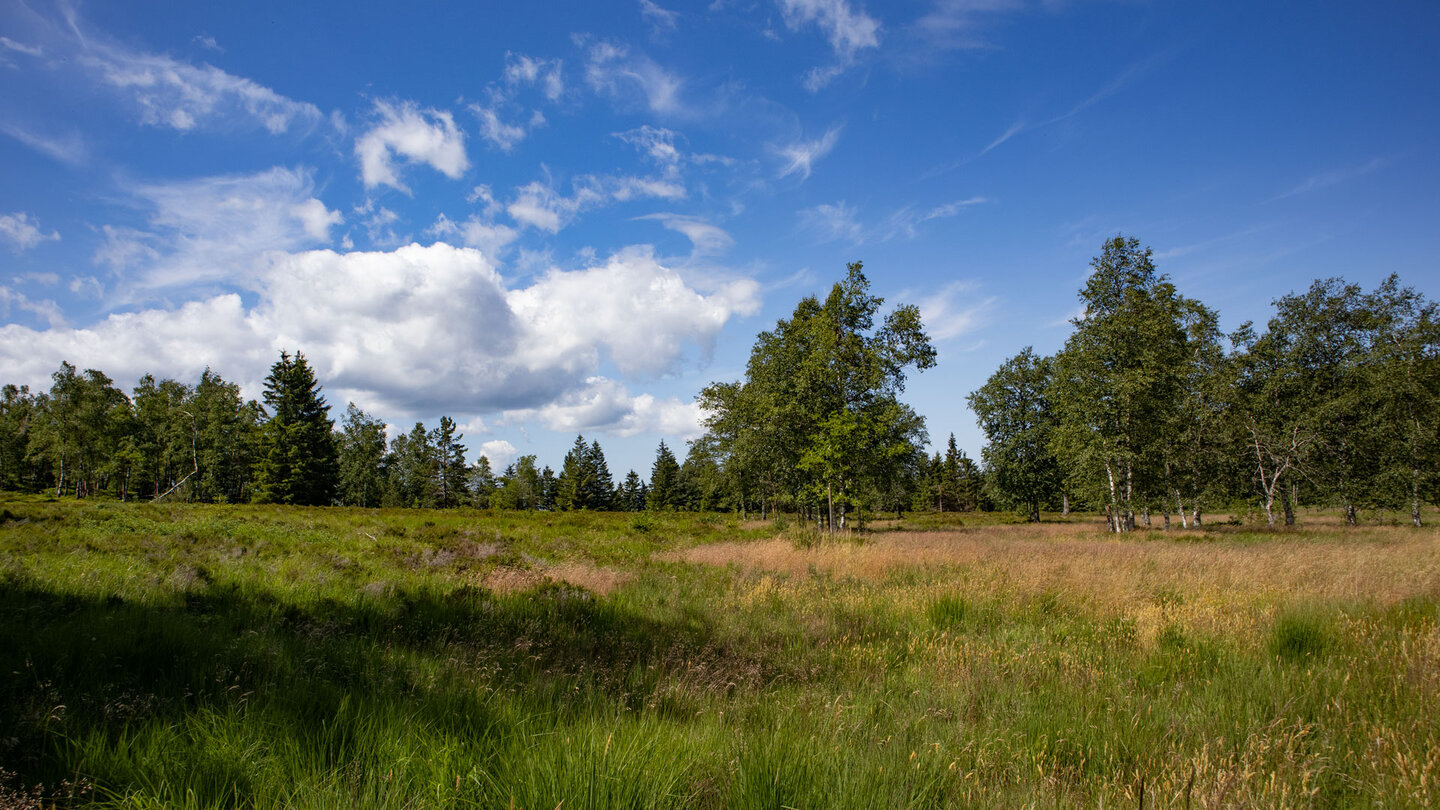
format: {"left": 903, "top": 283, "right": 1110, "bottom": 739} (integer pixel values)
{"left": 1, "top": 495, "right": 1436, "bottom": 808}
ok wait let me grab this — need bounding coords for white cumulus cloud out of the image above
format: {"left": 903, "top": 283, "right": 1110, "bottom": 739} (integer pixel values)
{"left": 355, "top": 100, "right": 470, "bottom": 192}
{"left": 480, "top": 439, "right": 519, "bottom": 468}
{"left": 507, "top": 245, "right": 759, "bottom": 378}
{"left": 0, "top": 243, "right": 759, "bottom": 434}
{"left": 507, "top": 376, "right": 705, "bottom": 438}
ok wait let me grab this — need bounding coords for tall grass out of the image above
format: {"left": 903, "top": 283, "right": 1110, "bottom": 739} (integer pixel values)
{"left": 1, "top": 495, "right": 1437, "bottom": 807}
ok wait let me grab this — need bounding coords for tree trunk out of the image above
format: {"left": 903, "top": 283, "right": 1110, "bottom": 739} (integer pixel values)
{"left": 1124, "top": 461, "right": 1135, "bottom": 532}
{"left": 1344, "top": 503, "right": 1358, "bottom": 526}
{"left": 827, "top": 482, "right": 836, "bottom": 535}
{"left": 1290, "top": 475, "right": 1301, "bottom": 527}
{"left": 1061, "top": 492, "right": 1069, "bottom": 517}
{"left": 1105, "top": 462, "right": 1122, "bottom": 533}
{"left": 1413, "top": 474, "right": 1423, "bottom": 528}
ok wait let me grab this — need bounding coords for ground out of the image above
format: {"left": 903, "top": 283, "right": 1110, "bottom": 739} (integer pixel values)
{"left": 1, "top": 496, "right": 1437, "bottom": 808}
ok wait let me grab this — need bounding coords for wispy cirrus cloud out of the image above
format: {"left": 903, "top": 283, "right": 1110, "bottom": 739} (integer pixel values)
{"left": 975, "top": 52, "right": 1167, "bottom": 159}
{"left": 503, "top": 53, "right": 565, "bottom": 100}
{"left": 910, "top": 0, "right": 1023, "bottom": 52}
{"left": 774, "top": 126, "right": 842, "bottom": 180}
{"left": 1268, "top": 157, "right": 1388, "bottom": 202}
{"left": 581, "top": 38, "right": 687, "bottom": 115}
{"left": 801, "top": 197, "right": 987, "bottom": 243}
{"left": 85, "top": 42, "right": 322, "bottom": 135}
{"left": 912, "top": 280, "right": 996, "bottom": 341}
{"left": 97, "top": 166, "right": 341, "bottom": 295}
{"left": 507, "top": 172, "right": 686, "bottom": 234}
{"left": 777, "top": 0, "right": 881, "bottom": 90}
{"left": 0, "top": 123, "right": 88, "bottom": 165}
{"left": 0, "top": 212, "right": 60, "bottom": 252}
{"left": 635, "top": 213, "right": 736, "bottom": 257}
{"left": 639, "top": 0, "right": 681, "bottom": 36}
{"left": 0, "top": 35, "right": 43, "bottom": 57}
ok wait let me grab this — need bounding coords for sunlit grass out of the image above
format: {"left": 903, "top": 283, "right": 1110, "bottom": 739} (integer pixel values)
{"left": 2, "top": 494, "right": 1437, "bottom": 807}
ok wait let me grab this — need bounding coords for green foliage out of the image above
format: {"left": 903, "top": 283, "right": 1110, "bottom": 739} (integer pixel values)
{"left": 430, "top": 415, "right": 469, "bottom": 508}
{"left": 646, "top": 439, "right": 682, "bottom": 510}
{"left": 252, "top": 351, "right": 338, "bottom": 506}
{"left": 700, "top": 262, "right": 934, "bottom": 529}
{"left": 556, "top": 435, "right": 616, "bottom": 511}
{"left": 468, "top": 455, "right": 497, "bottom": 509}
{"left": 968, "top": 349, "right": 1060, "bottom": 521}
{"left": 337, "top": 403, "right": 388, "bottom": 507}
{"left": 1049, "top": 237, "right": 1208, "bottom": 531}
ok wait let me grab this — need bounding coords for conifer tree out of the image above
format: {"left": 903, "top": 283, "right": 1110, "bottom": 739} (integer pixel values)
{"left": 337, "top": 403, "right": 387, "bottom": 507}
{"left": 646, "top": 440, "right": 682, "bottom": 510}
{"left": 555, "top": 435, "right": 591, "bottom": 510}
{"left": 430, "top": 416, "right": 469, "bottom": 508}
{"left": 468, "top": 455, "right": 496, "bottom": 508}
{"left": 585, "top": 440, "right": 615, "bottom": 509}
{"left": 620, "top": 469, "right": 647, "bottom": 511}
{"left": 252, "top": 351, "right": 338, "bottom": 506}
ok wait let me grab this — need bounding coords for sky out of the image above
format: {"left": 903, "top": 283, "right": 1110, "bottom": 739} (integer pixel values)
{"left": 2, "top": 0, "right": 1437, "bottom": 478}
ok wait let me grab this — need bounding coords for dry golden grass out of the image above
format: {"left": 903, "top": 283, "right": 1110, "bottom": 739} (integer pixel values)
{"left": 667, "top": 523, "right": 1439, "bottom": 601}
{"left": 664, "top": 522, "right": 1440, "bottom": 647}
{"left": 475, "top": 561, "right": 635, "bottom": 595}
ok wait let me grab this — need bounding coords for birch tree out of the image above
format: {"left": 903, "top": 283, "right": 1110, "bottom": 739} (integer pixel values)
{"left": 968, "top": 347, "right": 1060, "bottom": 522}
{"left": 1050, "top": 237, "right": 1196, "bottom": 532}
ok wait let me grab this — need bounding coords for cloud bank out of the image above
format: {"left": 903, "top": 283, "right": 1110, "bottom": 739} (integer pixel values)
{"left": 0, "top": 243, "right": 759, "bottom": 436}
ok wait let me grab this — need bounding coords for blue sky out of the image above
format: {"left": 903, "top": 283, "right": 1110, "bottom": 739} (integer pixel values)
{"left": 2, "top": 0, "right": 1437, "bottom": 477}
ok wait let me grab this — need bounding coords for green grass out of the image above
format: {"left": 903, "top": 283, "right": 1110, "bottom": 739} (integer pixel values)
{"left": 1, "top": 494, "right": 1437, "bottom": 807}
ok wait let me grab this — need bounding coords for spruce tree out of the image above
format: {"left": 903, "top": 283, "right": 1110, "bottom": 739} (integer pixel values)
{"left": 555, "top": 435, "right": 591, "bottom": 510}
{"left": 430, "top": 416, "right": 469, "bottom": 508}
{"left": 585, "top": 439, "right": 615, "bottom": 510}
{"left": 621, "top": 469, "right": 646, "bottom": 511}
{"left": 646, "top": 440, "right": 681, "bottom": 510}
{"left": 253, "top": 351, "right": 338, "bottom": 505}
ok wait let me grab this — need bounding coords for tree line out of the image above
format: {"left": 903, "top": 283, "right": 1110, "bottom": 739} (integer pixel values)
{"left": 0, "top": 352, "right": 741, "bottom": 512}
{"left": 969, "top": 236, "right": 1439, "bottom": 529}
{"left": 2, "top": 243, "right": 1433, "bottom": 526}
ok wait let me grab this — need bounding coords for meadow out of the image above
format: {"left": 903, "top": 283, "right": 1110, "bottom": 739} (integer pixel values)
{"left": 1, "top": 496, "right": 1436, "bottom": 808}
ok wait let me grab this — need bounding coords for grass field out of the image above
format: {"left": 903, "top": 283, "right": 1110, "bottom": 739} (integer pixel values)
{"left": 1, "top": 496, "right": 1437, "bottom": 808}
